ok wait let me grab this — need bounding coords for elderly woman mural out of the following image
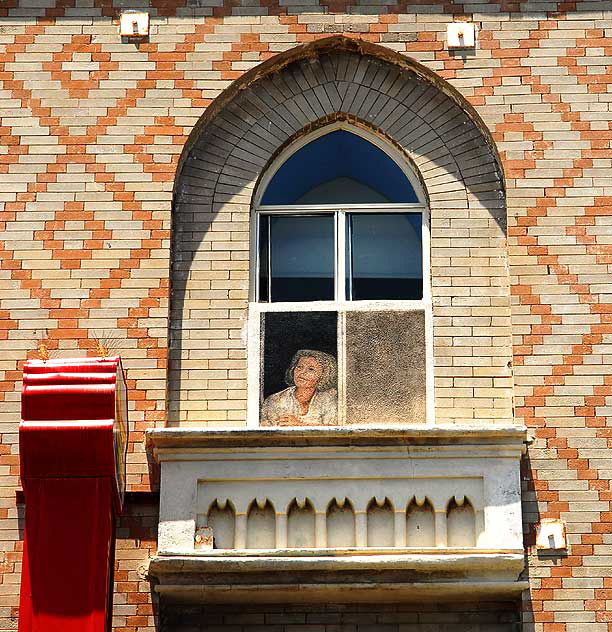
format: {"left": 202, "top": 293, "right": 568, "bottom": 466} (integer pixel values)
{"left": 261, "top": 349, "right": 337, "bottom": 426}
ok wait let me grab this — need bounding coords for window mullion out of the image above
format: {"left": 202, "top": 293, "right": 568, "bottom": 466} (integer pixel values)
{"left": 336, "top": 210, "right": 346, "bottom": 302}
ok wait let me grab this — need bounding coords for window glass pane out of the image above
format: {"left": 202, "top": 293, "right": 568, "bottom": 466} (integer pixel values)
{"left": 348, "top": 213, "right": 422, "bottom": 300}
{"left": 258, "top": 215, "right": 270, "bottom": 302}
{"left": 297, "top": 177, "right": 389, "bottom": 205}
{"left": 261, "top": 131, "right": 418, "bottom": 205}
{"left": 266, "top": 215, "right": 335, "bottom": 302}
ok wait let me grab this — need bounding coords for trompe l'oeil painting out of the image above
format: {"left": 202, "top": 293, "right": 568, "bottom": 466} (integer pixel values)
{"left": 258, "top": 310, "right": 426, "bottom": 427}
{"left": 261, "top": 349, "right": 338, "bottom": 426}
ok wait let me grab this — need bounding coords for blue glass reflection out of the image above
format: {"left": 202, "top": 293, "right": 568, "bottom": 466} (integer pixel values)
{"left": 261, "top": 130, "right": 418, "bottom": 205}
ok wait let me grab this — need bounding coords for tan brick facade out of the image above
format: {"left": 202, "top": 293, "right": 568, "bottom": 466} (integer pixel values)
{"left": 2, "top": 1, "right": 612, "bottom": 630}
{"left": 170, "top": 38, "right": 512, "bottom": 425}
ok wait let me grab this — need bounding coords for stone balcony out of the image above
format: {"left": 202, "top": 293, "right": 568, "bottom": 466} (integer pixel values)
{"left": 148, "top": 426, "right": 527, "bottom": 604}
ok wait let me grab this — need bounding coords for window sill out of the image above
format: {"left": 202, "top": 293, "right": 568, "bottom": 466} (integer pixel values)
{"left": 148, "top": 423, "right": 526, "bottom": 451}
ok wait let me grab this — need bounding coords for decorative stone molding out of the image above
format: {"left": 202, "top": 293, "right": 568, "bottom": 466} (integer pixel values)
{"left": 148, "top": 426, "right": 527, "bottom": 603}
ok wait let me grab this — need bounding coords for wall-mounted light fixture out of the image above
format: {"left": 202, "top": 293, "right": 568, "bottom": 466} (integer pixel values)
{"left": 536, "top": 519, "right": 567, "bottom": 552}
{"left": 447, "top": 22, "right": 477, "bottom": 49}
{"left": 119, "top": 10, "right": 150, "bottom": 38}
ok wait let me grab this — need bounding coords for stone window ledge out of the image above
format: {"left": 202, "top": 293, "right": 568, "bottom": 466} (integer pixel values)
{"left": 148, "top": 425, "right": 527, "bottom": 451}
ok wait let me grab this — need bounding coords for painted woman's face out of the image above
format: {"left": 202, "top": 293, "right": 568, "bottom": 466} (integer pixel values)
{"left": 293, "top": 356, "right": 323, "bottom": 389}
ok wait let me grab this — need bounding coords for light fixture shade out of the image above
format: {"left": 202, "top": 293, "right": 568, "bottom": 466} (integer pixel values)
{"left": 447, "top": 22, "right": 477, "bottom": 49}
{"left": 120, "top": 10, "right": 150, "bottom": 37}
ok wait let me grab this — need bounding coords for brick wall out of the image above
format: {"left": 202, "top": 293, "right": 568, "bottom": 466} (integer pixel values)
{"left": 160, "top": 602, "right": 519, "bottom": 632}
{"left": 114, "top": 498, "right": 160, "bottom": 632}
{"left": 1, "top": 1, "right": 612, "bottom": 630}
{"left": 170, "top": 38, "right": 512, "bottom": 426}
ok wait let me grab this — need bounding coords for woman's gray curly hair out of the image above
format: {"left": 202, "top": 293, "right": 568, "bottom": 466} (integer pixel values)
{"left": 285, "top": 349, "right": 337, "bottom": 392}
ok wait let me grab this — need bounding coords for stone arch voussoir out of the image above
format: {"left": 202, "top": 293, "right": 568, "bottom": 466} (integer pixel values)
{"left": 175, "top": 37, "right": 505, "bottom": 224}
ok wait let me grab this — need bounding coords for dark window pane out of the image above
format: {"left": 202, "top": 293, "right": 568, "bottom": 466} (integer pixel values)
{"left": 345, "top": 218, "right": 351, "bottom": 300}
{"left": 348, "top": 213, "right": 422, "bottom": 300}
{"left": 268, "top": 215, "right": 335, "bottom": 302}
{"left": 258, "top": 215, "right": 269, "bottom": 302}
{"left": 261, "top": 131, "right": 418, "bottom": 205}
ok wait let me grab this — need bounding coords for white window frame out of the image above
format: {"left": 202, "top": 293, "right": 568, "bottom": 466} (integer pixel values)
{"left": 247, "top": 122, "right": 433, "bottom": 428}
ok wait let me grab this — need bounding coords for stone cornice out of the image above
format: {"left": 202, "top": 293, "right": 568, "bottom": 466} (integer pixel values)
{"left": 149, "top": 552, "right": 528, "bottom": 604}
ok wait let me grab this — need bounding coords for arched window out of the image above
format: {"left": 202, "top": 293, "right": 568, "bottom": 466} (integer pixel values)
{"left": 253, "top": 128, "right": 426, "bottom": 303}
{"left": 249, "top": 124, "right": 430, "bottom": 428}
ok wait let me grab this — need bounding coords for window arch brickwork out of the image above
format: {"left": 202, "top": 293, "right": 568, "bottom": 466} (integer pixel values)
{"left": 169, "top": 37, "right": 511, "bottom": 426}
